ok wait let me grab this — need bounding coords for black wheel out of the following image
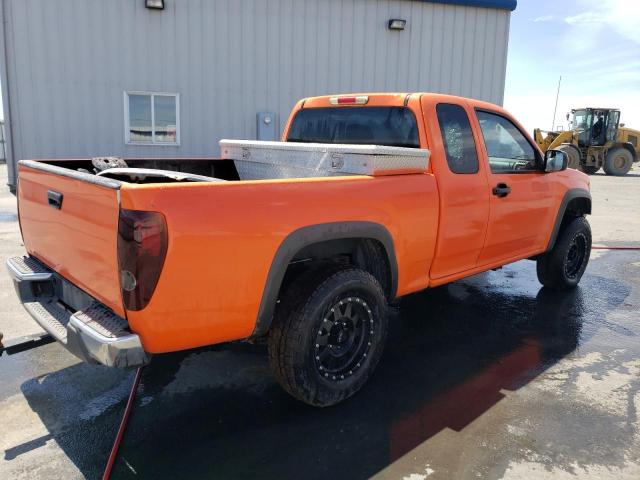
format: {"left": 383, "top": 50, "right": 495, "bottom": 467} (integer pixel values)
{"left": 537, "top": 217, "right": 591, "bottom": 290}
{"left": 268, "top": 265, "right": 388, "bottom": 407}
{"left": 582, "top": 165, "right": 599, "bottom": 175}
{"left": 603, "top": 148, "right": 633, "bottom": 176}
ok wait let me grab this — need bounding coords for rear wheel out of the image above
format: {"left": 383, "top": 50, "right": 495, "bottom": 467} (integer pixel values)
{"left": 268, "top": 265, "right": 388, "bottom": 407}
{"left": 537, "top": 217, "right": 591, "bottom": 290}
{"left": 603, "top": 148, "right": 633, "bottom": 176}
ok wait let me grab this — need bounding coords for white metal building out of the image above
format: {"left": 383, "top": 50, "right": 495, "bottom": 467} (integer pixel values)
{"left": 0, "top": 0, "right": 516, "bottom": 190}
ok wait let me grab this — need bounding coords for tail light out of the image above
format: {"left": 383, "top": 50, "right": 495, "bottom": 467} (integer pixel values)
{"left": 117, "top": 209, "right": 168, "bottom": 311}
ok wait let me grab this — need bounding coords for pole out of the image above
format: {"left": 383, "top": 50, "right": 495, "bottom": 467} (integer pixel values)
{"left": 551, "top": 75, "right": 562, "bottom": 131}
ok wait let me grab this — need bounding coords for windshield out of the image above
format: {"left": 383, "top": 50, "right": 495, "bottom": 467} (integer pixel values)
{"left": 287, "top": 107, "right": 420, "bottom": 148}
{"left": 572, "top": 109, "right": 591, "bottom": 130}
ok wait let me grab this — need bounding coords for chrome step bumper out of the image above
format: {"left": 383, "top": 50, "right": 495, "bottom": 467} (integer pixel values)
{"left": 6, "top": 256, "right": 150, "bottom": 368}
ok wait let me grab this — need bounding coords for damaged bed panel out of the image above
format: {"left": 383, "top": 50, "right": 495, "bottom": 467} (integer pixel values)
{"left": 96, "top": 168, "right": 226, "bottom": 184}
{"left": 20, "top": 158, "right": 241, "bottom": 183}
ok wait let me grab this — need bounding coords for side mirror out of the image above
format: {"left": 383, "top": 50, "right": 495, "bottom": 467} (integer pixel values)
{"left": 543, "top": 149, "right": 568, "bottom": 172}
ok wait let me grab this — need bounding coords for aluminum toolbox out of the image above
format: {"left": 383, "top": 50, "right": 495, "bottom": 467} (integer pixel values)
{"left": 220, "top": 140, "right": 430, "bottom": 180}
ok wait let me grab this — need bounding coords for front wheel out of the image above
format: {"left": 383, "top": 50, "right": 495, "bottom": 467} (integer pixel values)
{"left": 268, "top": 266, "right": 388, "bottom": 407}
{"left": 537, "top": 216, "right": 591, "bottom": 290}
{"left": 603, "top": 148, "right": 633, "bottom": 176}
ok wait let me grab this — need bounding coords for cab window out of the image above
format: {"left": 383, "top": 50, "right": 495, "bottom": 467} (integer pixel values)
{"left": 287, "top": 107, "right": 420, "bottom": 148}
{"left": 476, "top": 111, "right": 539, "bottom": 173}
{"left": 436, "top": 103, "right": 479, "bottom": 174}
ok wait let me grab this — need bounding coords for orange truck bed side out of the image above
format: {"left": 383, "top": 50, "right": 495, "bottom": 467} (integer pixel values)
{"left": 120, "top": 173, "right": 439, "bottom": 352}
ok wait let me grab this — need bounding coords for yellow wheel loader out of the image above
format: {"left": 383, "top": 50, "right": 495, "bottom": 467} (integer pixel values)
{"left": 534, "top": 108, "right": 639, "bottom": 176}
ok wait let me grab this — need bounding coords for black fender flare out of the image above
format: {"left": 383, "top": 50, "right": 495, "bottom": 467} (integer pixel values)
{"left": 546, "top": 188, "right": 591, "bottom": 251}
{"left": 252, "top": 221, "right": 398, "bottom": 336}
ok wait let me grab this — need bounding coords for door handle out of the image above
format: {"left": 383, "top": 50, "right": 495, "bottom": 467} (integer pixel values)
{"left": 47, "top": 190, "right": 63, "bottom": 209}
{"left": 492, "top": 183, "right": 511, "bottom": 198}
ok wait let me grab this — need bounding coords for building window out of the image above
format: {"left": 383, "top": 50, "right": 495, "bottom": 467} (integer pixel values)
{"left": 124, "top": 92, "right": 180, "bottom": 145}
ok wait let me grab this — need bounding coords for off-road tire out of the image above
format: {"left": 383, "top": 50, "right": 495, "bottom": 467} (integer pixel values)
{"left": 268, "top": 265, "right": 388, "bottom": 407}
{"left": 558, "top": 144, "right": 581, "bottom": 171}
{"left": 537, "top": 216, "right": 591, "bottom": 290}
{"left": 603, "top": 148, "right": 633, "bottom": 176}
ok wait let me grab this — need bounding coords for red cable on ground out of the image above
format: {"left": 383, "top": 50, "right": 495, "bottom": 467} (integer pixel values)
{"left": 102, "top": 366, "right": 144, "bottom": 480}
{"left": 592, "top": 246, "right": 640, "bottom": 251}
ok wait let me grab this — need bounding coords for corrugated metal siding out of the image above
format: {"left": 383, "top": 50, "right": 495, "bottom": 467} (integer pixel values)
{"left": 0, "top": 0, "right": 510, "bottom": 186}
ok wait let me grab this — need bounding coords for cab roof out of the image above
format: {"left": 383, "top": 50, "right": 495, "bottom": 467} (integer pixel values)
{"left": 301, "top": 92, "right": 503, "bottom": 111}
{"left": 572, "top": 107, "right": 620, "bottom": 112}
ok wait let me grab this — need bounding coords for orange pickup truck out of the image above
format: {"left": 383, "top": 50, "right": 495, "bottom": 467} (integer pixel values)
{"left": 7, "top": 93, "right": 592, "bottom": 406}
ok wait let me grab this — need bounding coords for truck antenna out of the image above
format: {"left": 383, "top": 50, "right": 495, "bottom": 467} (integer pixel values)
{"left": 551, "top": 75, "right": 562, "bottom": 131}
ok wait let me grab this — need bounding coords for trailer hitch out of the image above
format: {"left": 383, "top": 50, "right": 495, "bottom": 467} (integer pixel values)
{"left": 0, "top": 331, "right": 55, "bottom": 356}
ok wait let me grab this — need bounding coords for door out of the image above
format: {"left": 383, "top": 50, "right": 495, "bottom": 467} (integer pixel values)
{"left": 474, "top": 110, "right": 558, "bottom": 266}
{"left": 605, "top": 110, "right": 620, "bottom": 142}
{"left": 426, "top": 101, "right": 490, "bottom": 279}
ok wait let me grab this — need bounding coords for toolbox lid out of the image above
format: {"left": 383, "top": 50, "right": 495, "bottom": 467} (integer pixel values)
{"left": 220, "top": 139, "right": 430, "bottom": 178}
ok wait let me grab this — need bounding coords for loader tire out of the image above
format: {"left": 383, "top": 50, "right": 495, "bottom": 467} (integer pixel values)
{"left": 603, "top": 148, "right": 633, "bottom": 176}
{"left": 268, "top": 265, "right": 388, "bottom": 407}
{"left": 557, "top": 144, "right": 581, "bottom": 171}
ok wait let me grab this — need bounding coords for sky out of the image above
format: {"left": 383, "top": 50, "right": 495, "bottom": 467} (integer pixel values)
{"left": 503, "top": 0, "right": 640, "bottom": 133}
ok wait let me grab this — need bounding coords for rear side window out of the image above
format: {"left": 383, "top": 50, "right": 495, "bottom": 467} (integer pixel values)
{"left": 287, "top": 107, "right": 420, "bottom": 148}
{"left": 436, "top": 104, "right": 479, "bottom": 174}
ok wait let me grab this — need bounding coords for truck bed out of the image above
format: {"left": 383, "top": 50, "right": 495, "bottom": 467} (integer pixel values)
{"left": 28, "top": 140, "right": 430, "bottom": 186}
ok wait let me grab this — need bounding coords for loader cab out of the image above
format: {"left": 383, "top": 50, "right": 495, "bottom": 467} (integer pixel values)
{"left": 571, "top": 108, "right": 620, "bottom": 148}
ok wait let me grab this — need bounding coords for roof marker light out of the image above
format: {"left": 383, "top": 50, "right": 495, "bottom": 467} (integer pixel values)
{"left": 329, "top": 96, "right": 369, "bottom": 106}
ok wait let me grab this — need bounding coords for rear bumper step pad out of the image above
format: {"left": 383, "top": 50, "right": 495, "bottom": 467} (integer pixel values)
{"left": 6, "top": 255, "right": 52, "bottom": 281}
{"left": 6, "top": 256, "right": 150, "bottom": 368}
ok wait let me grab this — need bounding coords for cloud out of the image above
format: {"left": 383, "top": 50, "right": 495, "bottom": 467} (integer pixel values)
{"left": 564, "top": 0, "right": 640, "bottom": 44}
{"left": 565, "top": 12, "right": 601, "bottom": 25}
{"left": 532, "top": 14, "right": 554, "bottom": 22}
{"left": 606, "top": 0, "right": 640, "bottom": 44}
